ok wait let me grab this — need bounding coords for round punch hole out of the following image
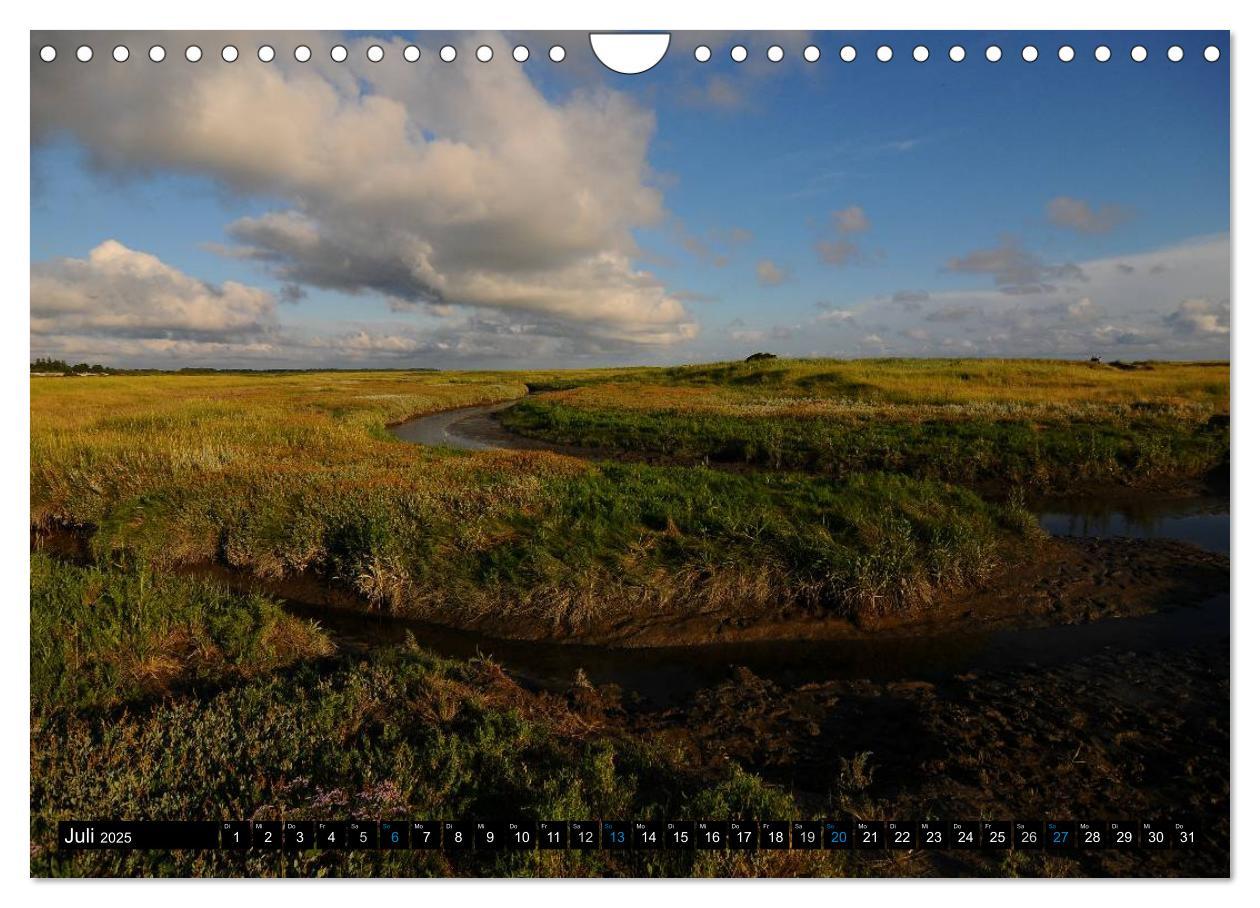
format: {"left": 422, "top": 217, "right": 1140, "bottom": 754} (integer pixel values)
{"left": 367, "top": 45, "right": 384, "bottom": 63}
{"left": 694, "top": 45, "right": 711, "bottom": 62}
{"left": 331, "top": 45, "right": 348, "bottom": 62}
{"left": 76, "top": 45, "right": 93, "bottom": 62}
{"left": 986, "top": 45, "right": 1002, "bottom": 62}
{"left": 949, "top": 45, "right": 965, "bottom": 62}
{"left": 295, "top": 45, "right": 312, "bottom": 62}
{"left": 221, "top": 45, "right": 238, "bottom": 63}
{"left": 876, "top": 45, "right": 893, "bottom": 62}
{"left": 39, "top": 45, "right": 56, "bottom": 62}
{"left": 257, "top": 45, "right": 275, "bottom": 63}
{"left": 731, "top": 45, "right": 748, "bottom": 62}
{"left": 803, "top": 45, "right": 820, "bottom": 62}
{"left": 549, "top": 45, "right": 565, "bottom": 62}
{"left": 1167, "top": 45, "right": 1184, "bottom": 62}
{"left": 404, "top": 45, "right": 421, "bottom": 62}
{"left": 1131, "top": 45, "right": 1148, "bottom": 62}
{"left": 439, "top": 45, "right": 456, "bottom": 62}
{"left": 839, "top": 45, "right": 857, "bottom": 62}
{"left": 1022, "top": 45, "right": 1038, "bottom": 62}
{"left": 1095, "top": 45, "right": 1111, "bottom": 62}
{"left": 476, "top": 45, "right": 493, "bottom": 62}
{"left": 1058, "top": 45, "right": 1074, "bottom": 62}
{"left": 185, "top": 45, "right": 202, "bottom": 62}
{"left": 149, "top": 45, "right": 165, "bottom": 62}
{"left": 767, "top": 45, "right": 784, "bottom": 62}
{"left": 112, "top": 45, "right": 129, "bottom": 63}
{"left": 1204, "top": 45, "right": 1220, "bottom": 62}
{"left": 913, "top": 45, "right": 929, "bottom": 62}
{"left": 512, "top": 45, "right": 528, "bottom": 62}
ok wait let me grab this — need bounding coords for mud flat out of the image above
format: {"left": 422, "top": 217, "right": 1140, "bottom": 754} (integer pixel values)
{"left": 623, "top": 639, "right": 1229, "bottom": 877}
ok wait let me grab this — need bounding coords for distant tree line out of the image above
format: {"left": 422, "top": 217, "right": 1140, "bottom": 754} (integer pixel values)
{"left": 31, "top": 358, "right": 442, "bottom": 376}
{"left": 31, "top": 358, "right": 114, "bottom": 375}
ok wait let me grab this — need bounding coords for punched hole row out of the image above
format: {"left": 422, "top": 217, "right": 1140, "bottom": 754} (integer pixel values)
{"left": 37, "top": 42, "right": 1224, "bottom": 65}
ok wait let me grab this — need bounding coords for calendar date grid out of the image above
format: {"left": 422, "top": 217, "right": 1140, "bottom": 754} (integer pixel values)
{"left": 57, "top": 819, "right": 1200, "bottom": 852}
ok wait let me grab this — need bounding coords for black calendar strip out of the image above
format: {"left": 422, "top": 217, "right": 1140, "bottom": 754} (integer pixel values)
{"left": 57, "top": 819, "right": 1200, "bottom": 852}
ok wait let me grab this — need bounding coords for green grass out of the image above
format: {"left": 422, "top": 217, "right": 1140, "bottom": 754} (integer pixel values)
{"left": 31, "top": 554, "right": 332, "bottom": 713}
{"left": 33, "top": 369, "right": 1025, "bottom": 632}
{"left": 500, "top": 358, "right": 1229, "bottom": 491}
{"left": 504, "top": 398, "right": 1226, "bottom": 489}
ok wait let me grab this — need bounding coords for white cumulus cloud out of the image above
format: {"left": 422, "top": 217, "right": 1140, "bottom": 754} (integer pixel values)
{"left": 32, "top": 31, "right": 697, "bottom": 352}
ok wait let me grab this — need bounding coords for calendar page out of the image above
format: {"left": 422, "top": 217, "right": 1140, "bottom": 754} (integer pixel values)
{"left": 29, "top": 27, "right": 1229, "bottom": 880}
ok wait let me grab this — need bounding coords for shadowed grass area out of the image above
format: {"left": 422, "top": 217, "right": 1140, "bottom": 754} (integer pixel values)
{"left": 501, "top": 358, "right": 1229, "bottom": 490}
{"left": 31, "top": 554, "right": 332, "bottom": 713}
{"left": 33, "top": 641, "right": 845, "bottom": 878}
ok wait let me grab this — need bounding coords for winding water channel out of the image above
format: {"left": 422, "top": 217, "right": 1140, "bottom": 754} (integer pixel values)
{"left": 315, "top": 401, "right": 1235, "bottom": 703}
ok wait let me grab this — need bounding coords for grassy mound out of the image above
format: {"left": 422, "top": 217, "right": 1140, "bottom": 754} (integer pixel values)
{"left": 501, "top": 358, "right": 1229, "bottom": 490}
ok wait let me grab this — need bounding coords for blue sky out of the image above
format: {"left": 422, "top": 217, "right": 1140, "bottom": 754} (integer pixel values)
{"left": 31, "top": 30, "right": 1230, "bottom": 367}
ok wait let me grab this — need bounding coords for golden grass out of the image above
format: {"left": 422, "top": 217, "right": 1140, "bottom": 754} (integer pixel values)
{"left": 541, "top": 358, "right": 1230, "bottom": 421}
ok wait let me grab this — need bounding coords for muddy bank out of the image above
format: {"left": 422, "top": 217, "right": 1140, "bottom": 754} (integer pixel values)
{"left": 623, "top": 640, "right": 1228, "bottom": 876}
{"left": 33, "top": 520, "right": 1228, "bottom": 656}
{"left": 592, "top": 536, "right": 1228, "bottom": 647}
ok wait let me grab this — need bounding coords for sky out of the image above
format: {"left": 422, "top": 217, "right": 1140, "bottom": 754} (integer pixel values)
{"left": 30, "top": 30, "right": 1230, "bottom": 369}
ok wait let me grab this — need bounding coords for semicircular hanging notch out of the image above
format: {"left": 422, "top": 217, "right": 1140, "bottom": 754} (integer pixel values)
{"left": 589, "top": 33, "right": 672, "bottom": 74}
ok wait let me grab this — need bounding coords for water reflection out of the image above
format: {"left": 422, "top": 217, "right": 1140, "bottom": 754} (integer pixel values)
{"left": 288, "top": 592, "right": 1228, "bottom": 707}
{"left": 1036, "top": 496, "right": 1229, "bottom": 553}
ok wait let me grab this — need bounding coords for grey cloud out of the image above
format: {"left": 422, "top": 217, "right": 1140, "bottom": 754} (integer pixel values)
{"left": 814, "top": 205, "right": 870, "bottom": 268}
{"left": 832, "top": 206, "right": 870, "bottom": 234}
{"left": 679, "top": 76, "right": 745, "bottom": 111}
{"left": 815, "top": 239, "right": 861, "bottom": 266}
{"left": 1046, "top": 196, "right": 1133, "bottom": 235}
{"left": 1165, "top": 298, "right": 1230, "bottom": 337}
{"left": 756, "top": 259, "right": 789, "bottom": 286}
{"left": 278, "top": 283, "right": 307, "bottom": 304}
{"left": 924, "top": 305, "right": 978, "bottom": 323}
{"left": 945, "top": 237, "right": 1086, "bottom": 294}
{"left": 672, "top": 221, "right": 753, "bottom": 267}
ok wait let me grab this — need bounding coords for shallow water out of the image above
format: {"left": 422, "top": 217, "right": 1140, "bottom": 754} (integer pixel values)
{"left": 390, "top": 401, "right": 554, "bottom": 451}
{"left": 289, "top": 592, "right": 1228, "bottom": 706}
{"left": 1035, "top": 496, "right": 1229, "bottom": 554}
{"left": 393, "top": 403, "right": 1232, "bottom": 555}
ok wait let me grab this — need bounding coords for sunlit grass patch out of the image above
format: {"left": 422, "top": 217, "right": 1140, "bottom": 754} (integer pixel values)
{"left": 33, "top": 368, "right": 1023, "bottom": 633}
{"left": 502, "top": 358, "right": 1229, "bottom": 490}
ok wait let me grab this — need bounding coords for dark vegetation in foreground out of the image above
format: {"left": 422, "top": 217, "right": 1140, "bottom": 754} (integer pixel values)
{"left": 32, "top": 554, "right": 1227, "bottom": 878}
